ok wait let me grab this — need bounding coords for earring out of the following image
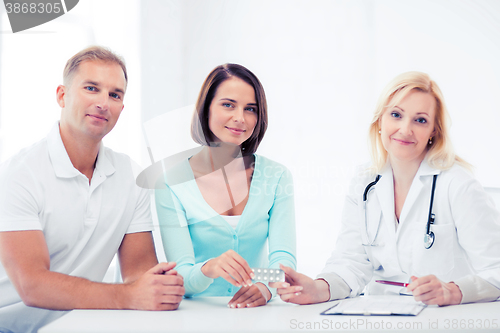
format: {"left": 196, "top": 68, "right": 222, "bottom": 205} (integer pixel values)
{"left": 379, "top": 130, "right": 381, "bottom": 134}
{"left": 429, "top": 137, "right": 433, "bottom": 145}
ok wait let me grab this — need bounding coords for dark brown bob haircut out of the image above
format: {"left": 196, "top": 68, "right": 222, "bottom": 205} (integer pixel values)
{"left": 191, "top": 63, "right": 268, "bottom": 155}
{"left": 63, "top": 45, "right": 128, "bottom": 88}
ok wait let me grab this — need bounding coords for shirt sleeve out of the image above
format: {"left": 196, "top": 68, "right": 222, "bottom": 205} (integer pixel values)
{"left": 265, "top": 166, "right": 297, "bottom": 298}
{"left": 125, "top": 186, "right": 154, "bottom": 234}
{"left": 316, "top": 273, "right": 351, "bottom": 301}
{"left": 155, "top": 182, "right": 214, "bottom": 297}
{"left": 0, "top": 161, "right": 42, "bottom": 232}
{"left": 455, "top": 275, "right": 500, "bottom": 303}
{"left": 317, "top": 171, "right": 374, "bottom": 298}
{"left": 448, "top": 170, "right": 500, "bottom": 303}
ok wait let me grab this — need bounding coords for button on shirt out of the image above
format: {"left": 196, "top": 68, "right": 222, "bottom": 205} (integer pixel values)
{"left": 0, "top": 123, "right": 153, "bottom": 333}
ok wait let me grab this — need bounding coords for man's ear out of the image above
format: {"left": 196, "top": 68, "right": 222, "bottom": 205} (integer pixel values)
{"left": 56, "top": 85, "right": 66, "bottom": 108}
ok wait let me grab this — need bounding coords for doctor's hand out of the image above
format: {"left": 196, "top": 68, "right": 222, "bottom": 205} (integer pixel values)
{"left": 201, "top": 249, "right": 254, "bottom": 287}
{"left": 269, "top": 264, "right": 330, "bottom": 305}
{"left": 126, "top": 262, "right": 185, "bottom": 311}
{"left": 407, "top": 275, "right": 462, "bottom": 306}
{"left": 228, "top": 282, "right": 271, "bottom": 308}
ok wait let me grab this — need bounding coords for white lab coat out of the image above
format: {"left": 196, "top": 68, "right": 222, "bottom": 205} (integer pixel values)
{"left": 319, "top": 159, "right": 500, "bottom": 302}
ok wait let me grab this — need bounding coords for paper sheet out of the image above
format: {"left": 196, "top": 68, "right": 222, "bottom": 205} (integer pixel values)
{"left": 321, "top": 296, "right": 426, "bottom": 316}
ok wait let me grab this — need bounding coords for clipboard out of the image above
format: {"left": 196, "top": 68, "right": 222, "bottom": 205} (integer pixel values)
{"left": 320, "top": 295, "right": 426, "bottom": 316}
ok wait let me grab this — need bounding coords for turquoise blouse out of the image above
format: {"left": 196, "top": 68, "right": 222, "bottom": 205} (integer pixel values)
{"left": 155, "top": 154, "right": 297, "bottom": 297}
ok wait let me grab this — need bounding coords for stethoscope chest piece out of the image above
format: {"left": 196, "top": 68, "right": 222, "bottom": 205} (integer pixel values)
{"left": 424, "top": 231, "right": 435, "bottom": 249}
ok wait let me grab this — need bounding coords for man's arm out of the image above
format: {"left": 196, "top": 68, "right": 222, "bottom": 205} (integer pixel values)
{"left": 0, "top": 230, "right": 184, "bottom": 310}
{"left": 118, "top": 231, "right": 159, "bottom": 283}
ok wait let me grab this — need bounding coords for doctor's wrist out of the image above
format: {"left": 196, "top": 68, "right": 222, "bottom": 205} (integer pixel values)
{"left": 447, "top": 282, "right": 463, "bottom": 305}
{"left": 313, "top": 279, "right": 331, "bottom": 303}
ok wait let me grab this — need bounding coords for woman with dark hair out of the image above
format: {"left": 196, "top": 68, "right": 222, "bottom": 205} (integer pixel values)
{"left": 155, "top": 64, "right": 296, "bottom": 308}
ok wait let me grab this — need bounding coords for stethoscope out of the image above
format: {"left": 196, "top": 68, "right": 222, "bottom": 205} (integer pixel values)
{"left": 362, "top": 174, "right": 438, "bottom": 249}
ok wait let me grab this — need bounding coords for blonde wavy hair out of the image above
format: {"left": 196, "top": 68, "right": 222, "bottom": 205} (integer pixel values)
{"left": 369, "top": 71, "right": 469, "bottom": 173}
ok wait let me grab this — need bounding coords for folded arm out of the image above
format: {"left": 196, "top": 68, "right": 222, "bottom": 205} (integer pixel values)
{"left": 0, "top": 230, "right": 184, "bottom": 310}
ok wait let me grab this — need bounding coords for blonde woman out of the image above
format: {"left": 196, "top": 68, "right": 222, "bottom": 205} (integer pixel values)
{"left": 270, "top": 72, "right": 500, "bottom": 306}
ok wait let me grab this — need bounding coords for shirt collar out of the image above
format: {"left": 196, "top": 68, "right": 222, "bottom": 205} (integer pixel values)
{"left": 47, "top": 122, "right": 115, "bottom": 178}
{"left": 47, "top": 122, "right": 79, "bottom": 178}
{"left": 380, "top": 156, "right": 441, "bottom": 179}
{"left": 416, "top": 157, "right": 441, "bottom": 178}
{"left": 94, "top": 142, "right": 115, "bottom": 177}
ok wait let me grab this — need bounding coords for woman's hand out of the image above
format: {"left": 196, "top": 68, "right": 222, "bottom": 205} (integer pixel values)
{"left": 269, "top": 264, "right": 330, "bottom": 305}
{"left": 407, "top": 275, "right": 462, "bottom": 306}
{"left": 201, "top": 249, "right": 254, "bottom": 287}
{"left": 228, "top": 282, "right": 271, "bottom": 308}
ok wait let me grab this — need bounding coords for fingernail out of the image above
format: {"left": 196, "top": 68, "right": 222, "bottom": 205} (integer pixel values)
{"left": 247, "top": 281, "right": 253, "bottom": 286}
{"left": 251, "top": 273, "right": 256, "bottom": 279}
{"left": 297, "top": 286, "right": 303, "bottom": 291}
{"left": 295, "top": 292, "right": 301, "bottom": 296}
{"left": 283, "top": 283, "right": 290, "bottom": 288}
{"left": 231, "top": 304, "right": 236, "bottom": 308}
{"left": 237, "top": 304, "right": 242, "bottom": 308}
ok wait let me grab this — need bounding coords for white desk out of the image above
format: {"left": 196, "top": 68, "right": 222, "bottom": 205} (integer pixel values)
{"left": 39, "top": 297, "right": 500, "bottom": 333}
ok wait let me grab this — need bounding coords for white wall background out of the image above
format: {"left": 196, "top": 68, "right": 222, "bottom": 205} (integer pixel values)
{"left": 0, "top": 0, "right": 144, "bottom": 163}
{"left": 1, "top": 0, "right": 499, "bottom": 278}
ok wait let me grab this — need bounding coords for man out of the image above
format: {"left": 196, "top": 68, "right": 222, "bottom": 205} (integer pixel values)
{"left": 0, "top": 46, "right": 184, "bottom": 333}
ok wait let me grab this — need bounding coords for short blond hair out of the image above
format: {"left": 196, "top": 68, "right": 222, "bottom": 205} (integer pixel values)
{"left": 63, "top": 46, "right": 127, "bottom": 87}
{"left": 368, "top": 71, "right": 469, "bottom": 173}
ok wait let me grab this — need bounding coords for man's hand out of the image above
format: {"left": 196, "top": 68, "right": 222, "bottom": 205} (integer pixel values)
{"left": 269, "top": 264, "right": 330, "bottom": 305}
{"left": 0, "top": 230, "right": 184, "bottom": 310}
{"left": 407, "top": 275, "right": 462, "bottom": 306}
{"left": 125, "top": 262, "right": 185, "bottom": 311}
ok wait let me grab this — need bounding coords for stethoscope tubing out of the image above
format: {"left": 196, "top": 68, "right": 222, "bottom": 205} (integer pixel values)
{"left": 362, "top": 173, "right": 438, "bottom": 249}
{"left": 363, "top": 175, "right": 381, "bottom": 202}
{"left": 426, "top": 174, "right": 438, "bottom": 234}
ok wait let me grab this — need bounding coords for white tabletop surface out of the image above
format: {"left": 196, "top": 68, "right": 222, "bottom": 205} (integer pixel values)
{"left": 39, "top": 296, "right": 500, "bottom": 333}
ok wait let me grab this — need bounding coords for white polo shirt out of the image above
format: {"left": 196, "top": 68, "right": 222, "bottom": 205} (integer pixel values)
{"left": 0, "top": 123, "right": 153, "bottom": 333}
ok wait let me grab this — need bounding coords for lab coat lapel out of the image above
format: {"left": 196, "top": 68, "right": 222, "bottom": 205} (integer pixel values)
{"left": 374, "top": 165, "right": 397, "bottom": 245}
{"left": 397, "top": 159, "right": 440, "bottom": 237}
{"left": 397, "top": 174, "right": 423, "bottom": 229}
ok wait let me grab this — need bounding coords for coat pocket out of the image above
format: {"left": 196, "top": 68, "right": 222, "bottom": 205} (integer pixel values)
{"left": 411, "top": 223, "right": 457, "bottom": 277}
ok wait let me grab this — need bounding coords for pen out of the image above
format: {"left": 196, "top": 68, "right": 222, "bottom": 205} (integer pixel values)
{"left": 375, "top": 280, "right": 409, "bottom": 287}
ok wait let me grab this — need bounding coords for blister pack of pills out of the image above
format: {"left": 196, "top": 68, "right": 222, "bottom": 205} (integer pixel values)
{"left": 251, "top": 268, "right": 285, "bottom": 283}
